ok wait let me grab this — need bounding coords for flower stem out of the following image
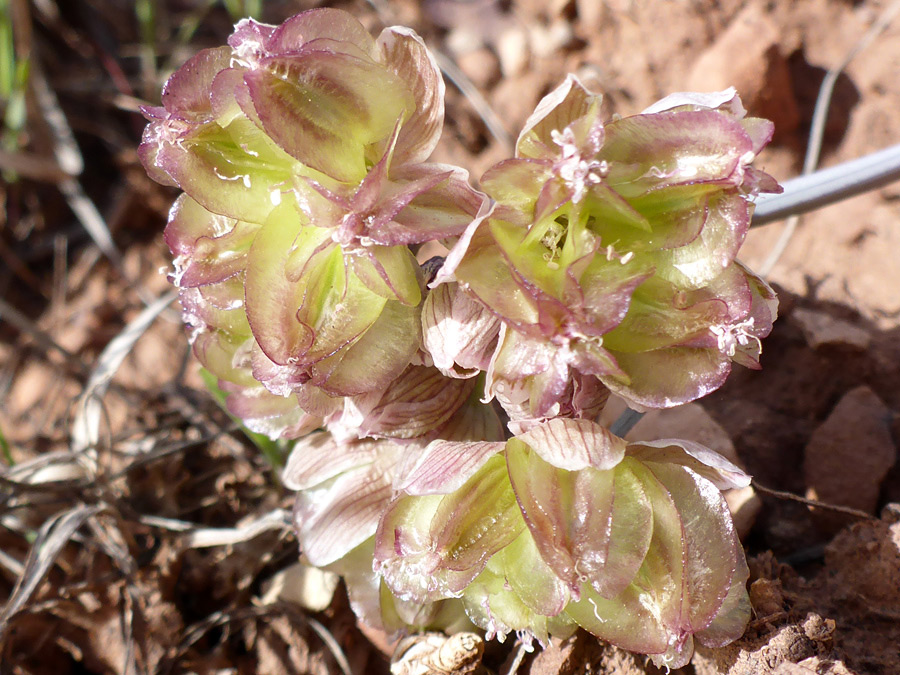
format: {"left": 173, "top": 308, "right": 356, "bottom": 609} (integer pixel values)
{"left": 752, "top": 143, "right": 900, "bottom": 226}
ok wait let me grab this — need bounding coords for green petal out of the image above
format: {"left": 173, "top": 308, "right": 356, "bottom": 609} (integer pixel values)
{"left": 375, "top": 455, "right": 524, "bottom": 603}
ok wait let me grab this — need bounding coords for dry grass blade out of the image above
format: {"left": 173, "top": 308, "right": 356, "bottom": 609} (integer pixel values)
{"left": 181, "top": 507, "right": 291, "bottom": 548}
{"left": 163, "top": 603, "right": 354, "bottom": 675}
{"left": 0, "top": 503, "right": 105, "bottom": 639}
{"left": 71, "top": 290, "right": 177, "bottom": 456}
{"left": 305, "top": 614, "right": 355, "bottom": 675}
{"left": 431, "top": 48, "right": 514, "bottom": 153}
{"left": 0, "top": 548, "right": 25, "bottom": 578}
{"left": 0, "top": 296, "right": 89, "bottom": 378}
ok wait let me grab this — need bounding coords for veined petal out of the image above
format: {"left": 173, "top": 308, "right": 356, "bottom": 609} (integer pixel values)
{"left": 341, "top": 366, "right": 474, "bottom": 440}
{"left": 244, "top": 51, "right": 412, "bottom": 182}
{"left": 306, "top": 297, "right": 419, "bottom": 396}
{"left": 377, "top": 26, "right": 444, "bottom": 165}
{"left": 512, "top": 418, "right": 626, "bottom": 471}
{"left": 600, "top": 110, "right": 754, "bottom": 198}
{"left": 375, "top": 454, "right": 524, "bottom": 602}
{"left": 626, "top": 439, "right": 750, "bottom": 490}
{"left": 394, "top": 439, "right": 505, "bottom": 495}
{"left": 295, "top": 448, "right": 403, "bottom": 566}
{"left": 422, "top": 283, "right": 501, "bottom": 378}
{"left": 283, "top": 432, "right": 386, "bottom": 491}
{"left": 516, "top": 74, "right": 603, "bottom": 161}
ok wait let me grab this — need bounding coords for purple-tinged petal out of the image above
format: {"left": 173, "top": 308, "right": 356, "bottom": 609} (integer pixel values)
{"left": 730, "top": 261, "right": 777, "bottom": 369}
{"left": 247, "top": 337, "right": 307, "bottom": 396}
{"left": 377, "top": 26, "right": 444, "bottom": 165}
{"left": 739, "top": 116, "right": 775, "bottom": 156}
{"left": 694, "top": 535, "right": 751, "bottom": 647}
{"left": 575, "top": 255, "right": 655, "bottom": 335}
{"left": 161, "top": 46, "right": 231, "bottom": 116}
{"left": 373, "top": 164, "right": 486, "bottom": 245}
{"left": 350, "top": 245, "right": 421, "bottom": 306}
{"left": 513, "top": 418, "right": 626, "bottom": 471}
{"left": 243, "top": 51, "right": 412, "bottom": 182}
{"left": 516, "top": 75, "right": 602, "bottom": 161}
{"left": 394, "top": 439, "right": 505, "bottom": 495}
{"left": 228, "top": 18, "right": 275, "bottom": 57}
{"left": 600, "top": 110, "right": 754, "bottom": 198}
{"left": 262, "top": 9, "right": 379, "bottom": 59}
{"left": 650, "top": 192, "right": 751, "bottom": 289}
{"left": 602, "top": 347, "right": 732, "bottom": 409}
{"left": 566, "top": 459, "right": 698, "bottom": 667}
{"left": 627, "top": 439, "right": 750, "bottom": 490}
{"left": 644, "top": 462, "right": 740, "bottom": 641}
{"left": 339, "top": 366, "right": 474, "bottom": 440}
{"left": 743, "top": 165, "right": 781, "bottom": 196}
{"left": 480, "top": 159, "right": 553, "bottom": 220}
{"left": 422, "top": 283, "right": 501, "bottom": 378}
{"left": 179, "top": 285, "right": 250, "bottom": 336}
{"left": 506, "top": 444, "right": 651, "bottom": 599}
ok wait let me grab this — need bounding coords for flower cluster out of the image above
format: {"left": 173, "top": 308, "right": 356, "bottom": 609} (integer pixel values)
{"left": 141, "top": 9, "right": 780, "bottom": 668}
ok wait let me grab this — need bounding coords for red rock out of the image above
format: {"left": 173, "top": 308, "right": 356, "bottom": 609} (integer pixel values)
{"left": 803, "top": 386, "right": 896, "bottom": 523}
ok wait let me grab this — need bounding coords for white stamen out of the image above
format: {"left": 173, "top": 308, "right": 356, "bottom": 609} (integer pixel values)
{"left": 710, "top": 317, "right": 759, "bottom": 357}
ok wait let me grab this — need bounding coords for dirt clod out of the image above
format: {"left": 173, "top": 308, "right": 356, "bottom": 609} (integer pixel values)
{"left": 804, "top": 386, "right": 896, "bottom": 529}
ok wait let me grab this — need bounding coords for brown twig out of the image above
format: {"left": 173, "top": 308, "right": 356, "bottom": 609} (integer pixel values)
{"left": 750, "top": 479, "right": 877, "bottom": 521}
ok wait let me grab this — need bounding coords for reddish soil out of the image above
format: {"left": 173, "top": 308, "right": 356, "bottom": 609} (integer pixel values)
{"left": 1, "top": 0, "right": 898, "bottom": 673}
